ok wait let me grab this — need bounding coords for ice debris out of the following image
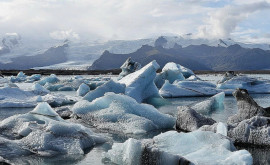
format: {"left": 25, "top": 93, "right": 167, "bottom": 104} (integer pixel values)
{"left": 118, "top": 57, "right": 141, "bottom": 80}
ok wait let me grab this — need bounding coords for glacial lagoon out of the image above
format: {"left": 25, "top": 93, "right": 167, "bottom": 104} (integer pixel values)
{"left": 0, "top": 74, "right": 270, "bottom": 164}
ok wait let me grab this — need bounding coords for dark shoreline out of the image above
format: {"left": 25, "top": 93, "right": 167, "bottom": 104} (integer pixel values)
{"left": 1, "top": 69, "right": 270, "bottom": 76}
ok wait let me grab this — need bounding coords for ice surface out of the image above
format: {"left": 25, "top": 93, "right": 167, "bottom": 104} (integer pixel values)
{"left": 30, "top": 102, "right": 59, "bottom": 117}
{"left": 155, "top": 62, "right": 185, "bottom": 88}
{"left": 216, "top": 122, "right": 228, "bottom": 136}
{"left": 190, "top": 92, "right": 225, "bottom": 115}
{"left": 104, "top": 131, "right": 252, "bottom": 165}
{"left": 0, "top": 87, "right": 37, "bottom": 108}
{"left": 32, "top": 83, "right": 50, "bottom": 95}
{"left": 38, "top": 74, "right": 60, "bottom": 86}
{"left": 83, "top": 80, "right": 125, "bottom": 102}
{"left": 118, "top": 60, "right": 161, "bottom": 103}
{"left": 118, "top": 57, "right": 141, "bottom": 80}
{"left": 72, "top": 92, "right": 175, "bottom": 134}
{"left": 77, "top": 83, "right": 90, "bottom": 96}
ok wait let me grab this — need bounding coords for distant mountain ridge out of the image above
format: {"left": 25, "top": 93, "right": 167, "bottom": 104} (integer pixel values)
{"left": 0, "top": 33, "right": 269, "bottom": 70}
{"left": 90, "top": 44, "right": 270, "bottom": 71}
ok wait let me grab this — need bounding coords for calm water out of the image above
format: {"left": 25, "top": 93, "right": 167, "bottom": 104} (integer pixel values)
{"left": 1, "top": 74, "right": 270, "bottom": 164}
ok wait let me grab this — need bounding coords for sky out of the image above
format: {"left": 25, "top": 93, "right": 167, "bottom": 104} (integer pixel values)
{"left": 0, "top": 0, "right": 270, "bottom": 43}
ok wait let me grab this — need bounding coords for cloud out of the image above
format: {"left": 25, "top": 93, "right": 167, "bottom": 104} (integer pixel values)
{"left": 197, "top": 1, "right": 270, "bottom": 39}
{"left": 49, "top": 30, "right": 79, "bottom": 40}
{"left": 0, "top": 0, "right": 269, "bottom": 43}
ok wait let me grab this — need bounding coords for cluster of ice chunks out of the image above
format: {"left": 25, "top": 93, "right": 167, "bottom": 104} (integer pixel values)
{"left": 10, "top": 71, "right": 41, "bottom": 83}
{"left": 0, "top": 102, "right": 105, "bottom": 160}
{"left": 118, "top": 57, "right": 141, "bottom": 80}
{"left": 72, "top": 92, "right": 175, "bottom": 134}
{"left": 104, "top": 131, "right": 252, "bottom": 165}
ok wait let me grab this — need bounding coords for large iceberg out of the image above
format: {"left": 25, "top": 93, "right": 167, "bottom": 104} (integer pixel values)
{"left": 217, "top": 74, "right": 270, "bottom": 94}
{"left": 160, "top": 80, "right": 220, "bottom": 97}
{"left": 72, "top": 92, "right": 175, "bottom": 134}
{"left": 118, "top": 57, "right": 141, "bottom": 80}
{"left": 83, "top": 80, "right": 125, "bottom": 102}
{"left": 118, "top": 60, "right": 161, "bottom": 103}
{"left": 104, "top": 131, "right": 252, "bottom": 165}
{"left": 0, "top": 103, "right": 105, "bottom": 160}
{"left": 32, "top": 83, "right": 50, "bottom": 95}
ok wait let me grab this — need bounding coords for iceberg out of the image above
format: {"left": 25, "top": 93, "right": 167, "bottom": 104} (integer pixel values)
{"left": 77, "top": 83, "right": 90, "bottom": 97}
{"left": 176, "top": 106, "right": 216, "bottom": 132}
{"left": 216, "top": 122, "right": 228, "bottom": 136}
{"left": 27, "top": 74, "right": 41, "bottom": 82}
{"left": 0, "top": 103, "right": 105, "bottom": 159}
{"left": 217, "top": 74, "right": 270, "bottom": 94}
{"left": 104, "top": 131, "right": 252, "bottom": 165}
{"left": 38, "top": 74, "right": 60, "bottom": 86}
{"left": 10, "top": 71, "right": 27, "bottom": 83}
{"left": 189, "top": 92, "right": 225, "bottom": 115}
{"left": 72, "top": 92, "right": 175, "bottom": 134}
{"left": 0, "top": 87, "right": 37, "bottom": 108}
{"left": 155, "top": 62, "right": 185, "bottom": 88}
{"left": 160, "top": 80, "right": 220, "bottom": 97}
{"left": 118, "top": 57, "right": 141, "bottom": 80}
{"left": 32, "top": 83, "right": 50, "bottom": 95}
{"left": 118, "top": 60, "right": 161, "bottom": 103}
{"left": 83, "top": 80, "right": 125, "bottom": 102}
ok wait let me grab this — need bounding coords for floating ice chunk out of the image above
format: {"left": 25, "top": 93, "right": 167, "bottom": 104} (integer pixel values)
{"left": 217, "top": 122, "right": 227, "bottom": 136}
{"left": 0, "top": 87, "right": 37, "bottom": 108}
{"left": 0, "top": 111, "right": 105, "bottom": 158}
{"left": 36, "top": 96, "right": 43, "bottom": 102}
{"left": 176, "top": 106, "right": 216, "bottom": 132}
{"left": 217, "top": 75, "right": 270, "bottom": 94}
{"left": 83, "top": 80, "right": 125, "bottom": 102}
{"left": 190, "top": 92, "right": 225, "bottom": 115}
{"left": 32, "top": 83, "right": 50, "bottom": 95}
{"left": 160, "top": 80, "right": 220, "bottom": 97}
{"left": 104, "top": 138, "right": 143, "bottom": 165}
{"left": 10, "top": 71, "right": 27, "bottom": 82}
{"left": 17, "top": 71, "right": 27, "bottom": 78}
{"left": 105, "top": 131, "right": 252, "bottom": 165}
{"left": 118, "top": 60, "right": 161, "bottom": 103}
{"left": 155, "top": 62, "right": 185, "bottom": 88}
{"left": 44, "top": 83, "right": 64, "bottom": 91}
{"left": 30, "top": 102, "right": 59, "bottom": 117}
{"left": 73, "top": 92, "right": 175, "bottom": 134}
{"left": 38, "top": 74, "right": 60, "bottom": 86}
{"left": 27, "top": 74, "right": 41, "bottom": 81}
{"left": 42, "top": 93, "right": 77, "bottom": 107}
{"left": 118, "top": 57, "right": 141, "bottom": 80}
{"left": 77, "top": 83, "right": 90, "bottom": 97}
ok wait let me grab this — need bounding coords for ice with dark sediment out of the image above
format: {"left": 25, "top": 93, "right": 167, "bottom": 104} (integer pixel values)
{"left": 104, "top": 131, "right": 252, "bottom": 165}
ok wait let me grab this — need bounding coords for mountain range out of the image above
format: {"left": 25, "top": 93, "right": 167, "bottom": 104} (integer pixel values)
{"left": 0, "top": 34, "right": 269, "bottom": 70}
{"left": 90, "top": 42, "right": 270, "bottom": 71}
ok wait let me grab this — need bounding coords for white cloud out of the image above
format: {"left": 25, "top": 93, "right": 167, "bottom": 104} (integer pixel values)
{"left": 49, "top": 30, "right": 79, "bottom": 40}
{"left": 0, "top": 0, "right": 269, "bottom": 43}
{"left": 197, "top": 1, "right": 270, "bottom": 39}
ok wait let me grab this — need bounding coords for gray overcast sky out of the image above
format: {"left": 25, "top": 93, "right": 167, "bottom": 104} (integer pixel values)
{"left": 0, "top": 0, "right": 270, "bottom": 43}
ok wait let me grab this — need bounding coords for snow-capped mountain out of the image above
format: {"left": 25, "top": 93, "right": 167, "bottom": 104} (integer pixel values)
{"left": 0, "top": 33, "right": 269, "bottom": 70}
